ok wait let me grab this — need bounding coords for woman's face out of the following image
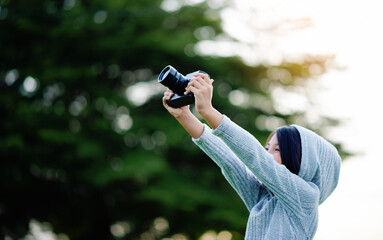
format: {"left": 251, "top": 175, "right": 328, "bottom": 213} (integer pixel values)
{"left": 265, "top": 134, "right": 282, "bottom": 164}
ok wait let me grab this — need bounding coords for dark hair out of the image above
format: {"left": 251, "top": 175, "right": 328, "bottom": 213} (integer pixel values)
{"left": 266, "top": 126, "right": 302, "bottom": 175}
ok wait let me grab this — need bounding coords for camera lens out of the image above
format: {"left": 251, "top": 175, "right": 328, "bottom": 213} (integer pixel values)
{"left": 158, "top": 65, "right": 189, "bottom": 95}
{"left": 159, "top": 66, "right": 171, "bottom": 82}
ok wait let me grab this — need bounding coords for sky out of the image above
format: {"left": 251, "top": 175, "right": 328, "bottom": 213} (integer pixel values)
{"left": 222, "top": 0, "right": 383, "bottom": 239}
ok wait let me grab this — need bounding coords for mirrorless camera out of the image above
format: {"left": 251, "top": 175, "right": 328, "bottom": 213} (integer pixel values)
{"left": 158, "top": 65, "right": 208, "bottom": 108}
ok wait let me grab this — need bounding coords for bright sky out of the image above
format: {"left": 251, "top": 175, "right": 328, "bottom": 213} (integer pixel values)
{"left": 223, "top": 0, "right": 383, "bottom": 239}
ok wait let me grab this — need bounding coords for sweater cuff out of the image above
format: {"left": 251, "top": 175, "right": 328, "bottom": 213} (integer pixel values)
{"left": 212, "top": 115, "right": 230, "bottom": 137}
{"left": 192, "top": 124, "right": 212, "bottom": 143}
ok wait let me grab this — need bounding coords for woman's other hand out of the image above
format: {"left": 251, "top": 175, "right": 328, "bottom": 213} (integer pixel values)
{"left": 184, "top": 72, "right": 214, "bottom": 116}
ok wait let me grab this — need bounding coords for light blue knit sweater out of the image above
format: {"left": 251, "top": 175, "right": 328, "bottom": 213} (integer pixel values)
{"left": 192, "top": 116, "right": 341, "bottom": 240}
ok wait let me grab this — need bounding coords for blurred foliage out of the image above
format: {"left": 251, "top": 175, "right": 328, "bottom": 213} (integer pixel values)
{"left": 0, "top": 0, "right": 346, "bottom": 239}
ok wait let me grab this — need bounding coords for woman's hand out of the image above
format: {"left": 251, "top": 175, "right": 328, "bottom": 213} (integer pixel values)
{"left": 162, "top": 88, "right": 204, "bottom": 139}
{"left": 162, "top": 88, "right": 191, "bottom": 119}
{"left": 184, "top": 72, "right": 214, "bottom": 116}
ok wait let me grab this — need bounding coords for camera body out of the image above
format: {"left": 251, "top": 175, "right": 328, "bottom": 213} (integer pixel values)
{"left": 158, "top": 65, "right": 208, "bottom": 108}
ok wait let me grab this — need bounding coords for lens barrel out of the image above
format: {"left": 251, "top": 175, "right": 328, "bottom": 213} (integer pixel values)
{"left": 158, "top": 65, "right": 189, "bottom": 95}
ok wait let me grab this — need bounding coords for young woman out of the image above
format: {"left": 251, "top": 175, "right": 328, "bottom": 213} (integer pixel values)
{"left": 162, "top": 72, "right": 341, "bottom": 240}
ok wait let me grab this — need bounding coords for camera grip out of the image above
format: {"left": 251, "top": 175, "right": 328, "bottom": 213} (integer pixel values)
{"left": 166, "top": 93, "right": 195, "bottom": 108}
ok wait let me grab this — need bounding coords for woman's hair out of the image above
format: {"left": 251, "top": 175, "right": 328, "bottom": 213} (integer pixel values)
{"left": 266, "top": 126, "right": 302, "bottom": 175}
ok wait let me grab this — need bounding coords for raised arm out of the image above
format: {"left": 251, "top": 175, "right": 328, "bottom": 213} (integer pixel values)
{"left": 184, "top": 73, "right": 223, "bottom": 130}
{"left": 163, "top": 89, "right": 265, "bottom": 210}
{"left": 192, "top": 124, "right": 266, "bottom": 210}
{"left": 185, "top": 73, "right": 319, "bottom": 215}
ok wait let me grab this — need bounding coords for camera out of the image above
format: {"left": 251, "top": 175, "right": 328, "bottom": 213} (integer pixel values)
{"left": 158, "top": 65, "right": 208, "bottom": 108}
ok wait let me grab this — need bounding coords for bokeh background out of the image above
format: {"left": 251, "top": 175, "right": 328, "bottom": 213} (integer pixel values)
{"left": 1, "top": 0, "right": 382, "bottom": 239}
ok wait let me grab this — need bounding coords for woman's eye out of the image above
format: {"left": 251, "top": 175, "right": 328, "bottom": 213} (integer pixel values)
{"left": 275, "top": 148, "right": 280, "bottom": 151}
{"left": 265, "top": 148, "right": 269, "bottom": 151}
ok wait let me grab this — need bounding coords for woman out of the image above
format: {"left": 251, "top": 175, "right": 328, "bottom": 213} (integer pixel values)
{"left": 162, "top": 72, "right": 341, "bottom": 240}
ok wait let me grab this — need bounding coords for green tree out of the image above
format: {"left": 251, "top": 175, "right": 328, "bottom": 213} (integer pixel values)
{"left": 0, "top": 0, "right": 345, "bottom": 239}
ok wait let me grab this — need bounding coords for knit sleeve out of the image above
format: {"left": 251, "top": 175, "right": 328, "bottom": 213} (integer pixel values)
{"left": 193, "top": 124, "right": 265, "bottom": 211}
{"left": 213, "top": 116, "right": 319, "bottom": 215}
